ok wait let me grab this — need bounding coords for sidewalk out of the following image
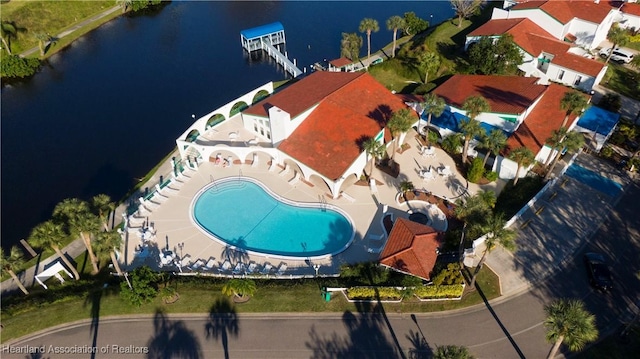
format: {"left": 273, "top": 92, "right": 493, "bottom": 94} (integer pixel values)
{"left": 478, "top": 153, "right": 633, "bottom": 297}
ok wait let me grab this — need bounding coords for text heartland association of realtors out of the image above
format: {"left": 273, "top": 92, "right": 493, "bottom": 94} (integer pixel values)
{"left": 1, "top": 344, "right": 149, "bottom": 354}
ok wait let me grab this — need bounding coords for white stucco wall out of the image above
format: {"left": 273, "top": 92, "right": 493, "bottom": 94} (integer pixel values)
{"left": 567, "top": 18, "right": 601, "bottom": 49}
{"left": 546, "top": 64, "right": 597, "bottom": 91}
{"left": 620, "top": 13, "right": 640, "bottom": 30}
{"left": 493, "top": 8, "right": 566, "bottom": 39}
{"left": 449, "top": 106, "right": 523, "bottom": 133}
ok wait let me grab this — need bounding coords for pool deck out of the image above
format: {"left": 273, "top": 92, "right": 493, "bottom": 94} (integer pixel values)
{"left": 123, "top": 127, "right": 499, "bottom": 277}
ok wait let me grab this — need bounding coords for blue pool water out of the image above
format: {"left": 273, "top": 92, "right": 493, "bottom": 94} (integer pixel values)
{"left": 564, "top": 164, "right": 623, "bottom": 197}
{"left": 192, "top": 179, "right": 354, "bottom": 257}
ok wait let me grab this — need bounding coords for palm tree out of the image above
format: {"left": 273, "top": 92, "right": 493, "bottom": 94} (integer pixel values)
{"left": 29, "top": 220, "right": 80, "bottom": 280}
{"left": 54, "top": 198, "right": 101, "bottom": 274}
{"left": 387, "top": 108, "right": 415, "bottom": 161}
{"left": 116, "top": 0, "right": 133, "bottom": 13}
{"left": 221, "top": 278, "right": 257, "bottom": 301}
{"left": 479, "top": 129, "right": 507, "bottom": 169}
{"left": 434, "top": 344, "right": 475, "bottom": 359}
{"left": 1, "top": 21, "right": 23, "bottom": 55}
{"left": 544, "top": 131, "right": 584, "bottom": 181}
{"left": 1, "top": 246, "right": 29, "bottom": 295}
{"left": 461, "top": 96, "right": 491, "bottom": 163}
{"left": 544, "top": 299, "right": 598, "bottom": 359}
{"left": 418, "top": 51, "right": 440, "bottom": 84}
{"left": 91, "top": 194, "right": 116, "bottom": 231}
{"left": 605, "top": 24, "right": 629, "bottom": 64}
{"left": 399, "top": 180, "right": 415, "bottom": 202}
{"left": 363, "top": 137, "right": 385, "bottom": 178}
{"left": 95, "top": 230, "right": 124, "bottom": 276}
{"left": 560, "top": 91, "right": 588, "bottom": 128}
{"left": 359, "top": 18, "right": 379, "bottom": 59}
{"left": 508, "top": 147, "right": 535, "bottom": 186}
{"left": 459, "top": 119, "right": 483, "bottom": 164}
{"left": 34, "top": 33, "right": 54, "bottom": 56}
{"left": 469, "top": 213, "right": 515, "bottom": 288}
{"left": 454, "top": 191, "right": 495, "bottom": 227}
{"left": 386, "top": 16, "right": 405, "bottom": 58}
{"left": 340, "top": 32, "right": 363, "bottom": 61}
{"left": 420, "top": 93, "right": 446, "bottom": 146}
{"left": 544, "top": 127, "right": 568, "bottom": 167}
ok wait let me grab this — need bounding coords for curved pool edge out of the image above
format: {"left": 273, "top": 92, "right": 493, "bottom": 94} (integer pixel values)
{"left": 189, "top": 176, "right": 357, "bottom": 261}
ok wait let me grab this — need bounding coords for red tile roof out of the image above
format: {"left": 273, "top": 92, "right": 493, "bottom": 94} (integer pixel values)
{"left": 470, "top": 19, "right": 605, "bottom": 77}
{"left": 329, "top": 57, "right": 353, "bottom": 67}
{"left": 622, "top": 3, "right": 640, "bottom": 17}
{"left": 277, "top": 72, "right": 415, "bottom": 180}
{"left": 379, "top": 218, "right": 444, "bottom": 280}
{"left": 243, "top": 71, "right": 363, "bottom": 118}
{"left": 432, "top": 75, "right": 547, "bottom": 115}
{"left": 511, "top": 0, "right": 616, "bottom": 24}
{"left": 504, "top": 83, "right": 589, "bottom": 155}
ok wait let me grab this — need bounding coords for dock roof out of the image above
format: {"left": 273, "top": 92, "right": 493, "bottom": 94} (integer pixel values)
{"left": 240, "top": 22, "right": 284, "bottom": 40}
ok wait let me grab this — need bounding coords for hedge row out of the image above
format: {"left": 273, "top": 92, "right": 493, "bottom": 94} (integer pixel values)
{"left": 414, "top": 284, "right": 464, "bottom": 299}
{"left": 346, "top": 287, "right": 402, "bottom": 300}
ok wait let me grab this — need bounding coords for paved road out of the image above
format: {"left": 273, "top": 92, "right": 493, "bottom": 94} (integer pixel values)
{"left": 4, "top": 175, "right": 638, "bottom": 358}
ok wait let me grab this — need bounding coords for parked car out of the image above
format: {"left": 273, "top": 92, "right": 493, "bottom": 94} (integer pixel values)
{"left": 584, "top": 252, "right": 613, "bottom": 292}
{"left": 598, "top": 48, "right": 635, "bottom": 64}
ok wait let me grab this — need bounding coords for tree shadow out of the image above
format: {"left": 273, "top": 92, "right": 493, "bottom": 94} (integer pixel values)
{"left": 83, "top": 281, "right": 119, "bottom": 359}
{"left": 368, "top": 104, "right": 393, "bottom": 127}
{"left": 476, "top": 283, "right": 526, "bottom": 358}
{"left": 146, "top": 308, "right": 202, "bottom": 359}
{"left": 205, "top": 297, "right": 239, "bottom": 359}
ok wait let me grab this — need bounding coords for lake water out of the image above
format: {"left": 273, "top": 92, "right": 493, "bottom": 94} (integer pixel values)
{"left": 0, "top": 1, "right": 454, "bottom": 249}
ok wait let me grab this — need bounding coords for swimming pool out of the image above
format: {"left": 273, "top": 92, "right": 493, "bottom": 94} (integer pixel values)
{"left": 564, "top": 164, "right": 623, "bottom": 197}
{"left": 192, "top": 178, "right": 355, "bottom": 258}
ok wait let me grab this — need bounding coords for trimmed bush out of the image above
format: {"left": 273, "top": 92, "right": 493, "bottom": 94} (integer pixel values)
{"left": 432, "top": 263, "right": 464, "bottom": 286}
{"left": 467, "top": 157, "right": 484, "bottom": 183}
{"left": 414, "top": 284, "right": 464, "bottom": 299}
{"left": 441, "top": 134, "right": 463, "bottom": 154}
{"left": 484, "top": 171, "right": 498, "bottom": 182}
{"left": 346, "top": 287, "right": 402, "bottom": 300}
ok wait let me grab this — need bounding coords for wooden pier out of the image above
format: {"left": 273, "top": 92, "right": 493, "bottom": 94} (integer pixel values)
{"left": 240, "top": 22, "right": 303, "bottom": 78}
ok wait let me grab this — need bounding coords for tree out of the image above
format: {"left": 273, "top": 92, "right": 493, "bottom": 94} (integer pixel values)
{"left": 54, "top": 198, "right": 101, "bottom": 274}
{"left": 29, "top": 220, "right": 80, "bottom": 280}
{"left": 359, "top": 18, "right": 379, "bottom": 59}
{"left": 91, "top": 194, "right": 116, "bottom": 231}
{"left": 441, "top": 133, "right": 463, "bottom": 154}
{"left": 544, "top": 299, "right": 598, "bottom": 359}
{"left": 386, "top": 16, "right": 405, "bottom": 58}
{"left": 461, "top": 96, "right": 490, "bottom": 163}
{"left": 418, "top": 51, "right": 440, "bottom": 84}
{"left": 508, "top": 147, "right": 535, "bottom": 186}
{"left": 399, "top": 180, "right": 415, "bottom": 202}
{"left": 450, "top": 0, "right": 484, "bottom": 28}
{"left": 454, "top": 191, "right": 495, "bottom": 228}
{"left": 468, "top": 34, "right": 522, "bottom": 75}
{"left": 221, "top": 278, "right": 257, "bottom": 301}
{"left": 0, "top": 54, "right": 40, "bottom": 79}
{"left": 478, "top": 129, "right": 507, "bottom": 169}
{"left": 1, "top": 21, "right": 24, "bottom": 55}
{"left": 560, "top": 91, "right": 588, "bottom": 128}
{"left": 387, "top": 108, "right": 415, "bottom": 161}
{"left": 340, "top": 32, "right": 363, "bottom": 61}
{"left": 120, "top": 266, "right": 160, "bottom": 306}
{"left": 469, "top": 213, "right": 515, "bottom": 288}
{"left": 434, "top": 344, "right": 475, "bottom": 359}
{"left": 116, "top": 0, "right": 133, "bottom": 13}
{"left": 95, "top": 230, "right": 124, "bottom": 277}
{"left": 598, "top": 93, "right": 622, "bottom": 113}
{"left": 403, "top": 12, "right": 429, "bottom": 36}
{"left": 605, "top": 24, "right": 630, "bottom": 63}
{"left": 420, "top": 93, "right": 446, "bottom": 146}
{"left": 363, "top": 137, "right": 386, "bottom": 178}
{"left": 544, "top": 127, "right": 568, "bottom": 167}
{"left": 34, "top": 33, "right": 54, "bottom": 57}
{"left": 0, "top": 246, "right": 29, "bottom": 295}
{"left": 544, "top": 131, "right": 584, "bottom": 181}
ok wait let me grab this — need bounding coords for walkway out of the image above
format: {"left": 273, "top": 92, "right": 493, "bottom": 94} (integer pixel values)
{"left": 480, "top": 153, "right": 634, "bottom": 296}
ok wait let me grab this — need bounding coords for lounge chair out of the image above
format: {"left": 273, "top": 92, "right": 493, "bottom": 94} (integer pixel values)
{"left": 276, "top": 263, "right": 288, "bottom": 276}
{"left": 232, "top": 262, "right": 246, "bottom": 275}
{"left": 220, "top": 260, "right": 232, "bottom": 272}
{"left": 180, "top": 255, "right": 192, "bottom": 268}
{"left": 204, "top": 258, "right": 217, "bottom": 271}
{"left": 190, "top": 259, "right": 205, "bottom": 271}
{"left": 261, "top": 263, "right": 273, "bottom": 275}
{"left": 246, "top": 262, "right": 259, "bottom": 273}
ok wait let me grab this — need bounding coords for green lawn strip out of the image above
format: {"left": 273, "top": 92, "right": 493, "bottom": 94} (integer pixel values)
{"left": 495, "top": 176, "right": 544, "bottom": 219}
{"left": 1, "top": 267, "right": 499, "bottom": 343}
{"left": 1, "top": 0, "right": 114, "bottom": 55}
{"left": 601, "top": 63, "right": 640, "bottom": 101}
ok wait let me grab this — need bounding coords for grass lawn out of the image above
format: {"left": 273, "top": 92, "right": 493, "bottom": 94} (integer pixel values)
{"left": 601, "top": 63, "right": 640, "bottom": 101}
{"left": 0, "top": 267, "right": 500, "bottom": 343}
{"left": 0, "top": 0, "right": 118, "bottom": 58}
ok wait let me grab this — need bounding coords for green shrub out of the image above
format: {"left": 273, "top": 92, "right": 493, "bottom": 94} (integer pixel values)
{"left": 432, "top": 263, "right": 464, "bottom": 286}
{"left": 600, "top": 145, "right": 614, "bottom": 158}
{"left": 598, "top": 93, "right": 622, "bottom": 113}
{"left": 427, "top": 130, "right": 440, "bottom": 145}
{"left": 441, "top": 134, "right": 463, "bottom": 154}
{"left": 1, "top": 55, "right": 40, "bottom": 79}
{"left": 119, "top": 266, "right": 160, "bottom": 306}
{"left": 467, "top": 157, "right": 484, "bottom": 183}
{"left": 484, "top": 171, "right": 498, "bottom": 182}
{"left": 414, "top": 284, "right": 464, "bottom": 299}
{"left": 346, "top": 287, "right": 402, "bottom": 300}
